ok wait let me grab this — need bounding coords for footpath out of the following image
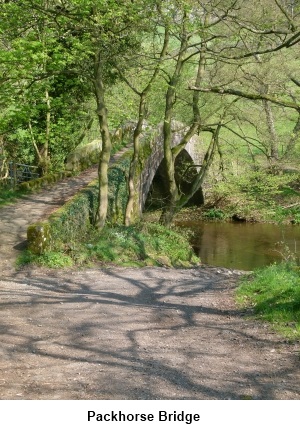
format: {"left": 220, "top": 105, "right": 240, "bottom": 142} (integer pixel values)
{"left": 0, "top": 149, "right": 299, "bottom": 399}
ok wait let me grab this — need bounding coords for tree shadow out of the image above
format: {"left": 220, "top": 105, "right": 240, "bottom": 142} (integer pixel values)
{"left": 0, "top": 266, "right": 299, "bottom": 400}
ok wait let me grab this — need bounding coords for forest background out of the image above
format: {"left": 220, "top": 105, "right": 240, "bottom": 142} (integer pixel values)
{"left": 1, "top": 0, "right": 300, "bottom": 229}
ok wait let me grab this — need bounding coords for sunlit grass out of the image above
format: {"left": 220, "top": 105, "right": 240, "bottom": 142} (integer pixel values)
{"left": 19, "top": 223, "right": 200, "bottom": 269}
{"left": 236, "top": 263, "right": 300, "bottom": 339}
{"left": 0, "top": 188, "right": 28, "bottom": 206}
{"left": 17, "top": 250, "right": 73, "bottom": 269}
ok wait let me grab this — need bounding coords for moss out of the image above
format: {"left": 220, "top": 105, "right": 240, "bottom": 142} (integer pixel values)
{"left": 26, "top": 140, "right": 152, "bottom": 256}
{"left": 107, "top": 151, "right": 132, "bottom": 222}
{"left": 27, "top": 222, "right": 51, "bottom": 254}
{"left": 18, "top": 182, "right": 31, "bottom": 192}
{"left": 17, "top": 170, "right": 71, "bottom": 193}
{"left": 27, "top": 179, "right": 99, "bottom": 255}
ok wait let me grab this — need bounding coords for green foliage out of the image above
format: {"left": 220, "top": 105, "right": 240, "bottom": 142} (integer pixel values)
{"left": 202, "top": 208, "right": 226, "bottom": 220}
{"left": 272, "top": 205, "right": 300, "bottom": 225}
{"left": 0, "top": 0, "right": 93, "bottom": 170}
{"left": 23, "top": 222, "right": 199, "bottom": 268}
{"left": 0, "top": 0, "right": 143, "bottom": 172}
{"left": 234, "top": 171, "right": 297, "bottom": 201}
{"left": 206, "top": 169, "right": 299, "bottom": 223}
{"left": 17, "top": 250, "right": 73, "bottom": 269}
{"left": 236, "top": 263, "right": 300, "bottom": 339}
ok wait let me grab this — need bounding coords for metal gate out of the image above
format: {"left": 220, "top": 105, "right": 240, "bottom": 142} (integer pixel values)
{"left": 8, "top": 161, "right": 39, "bottom": 187}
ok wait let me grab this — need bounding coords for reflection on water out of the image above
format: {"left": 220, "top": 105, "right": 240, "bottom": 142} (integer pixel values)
{"left": 176, "top": 221, "right": 300, "bottom": 271}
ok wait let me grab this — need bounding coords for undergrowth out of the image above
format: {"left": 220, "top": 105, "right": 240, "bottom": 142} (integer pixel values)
{"left": 19, "top": 222, "right": 200, "bottom": 269}
{"left": 18, "top": 250, "right": 73, "bottom": 269}
{"left": 204, "top": 169, "right": 300, "bottom": 224}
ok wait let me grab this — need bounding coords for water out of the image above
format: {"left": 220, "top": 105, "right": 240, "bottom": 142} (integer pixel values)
{"left": 176, "top": 220, "right": 300, "bottom": 271}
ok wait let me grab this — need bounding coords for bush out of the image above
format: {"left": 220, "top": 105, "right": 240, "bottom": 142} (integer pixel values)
{"left": 202, "top": 208, "right": 226, "bottom": 220}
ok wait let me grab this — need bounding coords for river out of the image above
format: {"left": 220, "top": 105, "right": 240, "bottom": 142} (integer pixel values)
{"left": 176, "top": 220, "right": 300, "bottom": 271}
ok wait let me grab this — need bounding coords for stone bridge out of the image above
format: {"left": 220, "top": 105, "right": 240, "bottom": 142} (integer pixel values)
{"left": 27, "top": 123, "right": 203, "bottom": 254}
{"left": 135, "top": 121, "right": 204, "bottom": 215}
{"left": 26, "top": 121, "right": 204, "bottom": 254}
{"left": 64, "top": 120, "right": 204, "bottom": 220}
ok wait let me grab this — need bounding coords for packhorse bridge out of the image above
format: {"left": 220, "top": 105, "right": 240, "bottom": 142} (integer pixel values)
{"left": 65, "top": 119, "right": 204, "bottom": 216}
{"left": 26, "top": 121, "right": 204, "bottom": 254}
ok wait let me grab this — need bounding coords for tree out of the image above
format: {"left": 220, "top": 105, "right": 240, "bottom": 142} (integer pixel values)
{"left": 0, "top": 0, "right": 145, "bottom": 228}
{"left": 189, "top": 0, "right": 300, "bottom": 164}
{"left": 0, "top": 0, "right": 92, "bottom": 173}
{"left": 114, "top": 6, "right": 170, "bottom": 226}
{"left": 1, "top": 0, "right": 299, "bottom": 228}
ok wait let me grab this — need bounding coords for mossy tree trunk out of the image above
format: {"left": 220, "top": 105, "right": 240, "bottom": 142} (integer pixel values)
{"left": 124, "top": 26, "right": 170, "bottom": 226}
{"left": 176, "top": 124, "right": 221, "bottom": 212}
{"left": 160, "top": 18, "right": 207, "bottom": 226}
{"left": 159, "top": 15, "right": 189, "bottom": 227}
{"left": 94, "top": 50, "right": 112, "bottom": 230}
{"left": 284, "top": 111, "right": 300, "bottom": 158}
{"left": 263, "top": 99, "right": 279, "bottom": 164}
{"left": 124, "top": 92, "right": 147, "bottom": 226}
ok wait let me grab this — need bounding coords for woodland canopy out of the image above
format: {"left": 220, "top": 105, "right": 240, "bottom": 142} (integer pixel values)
{"left": 0, "top": 0, "right": 299, "bottom": 226}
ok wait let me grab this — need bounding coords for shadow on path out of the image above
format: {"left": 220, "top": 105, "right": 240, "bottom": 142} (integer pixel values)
{"left": 0, "top": 266, "right": 299, "bottom": 399}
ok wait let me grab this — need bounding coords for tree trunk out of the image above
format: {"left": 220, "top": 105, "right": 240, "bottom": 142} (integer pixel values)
{"left": 159, "top": 22, "right": 188, "bottom": 227}
{"left": 160, "top": 30, "right": 206, "bottom": 226}
{"left": 263, "top": 99, "right": 279, "bottom": 162}
{"left": 176, "top": 125, "right": 220, "bottom": 212}
{"left": 124, "top": 94, "right": 146, "bottom": 226}
{"left": 94, "top": 51, "right": 112, "bottom": 230}
{"left": 284, "top": 112, "right": 300, "bottom": 158}
{"left": 124, "top": 26, "right": 170, "bottom": 226}
{"left": 42, "top": 88, "right": 51, "bottom": 174}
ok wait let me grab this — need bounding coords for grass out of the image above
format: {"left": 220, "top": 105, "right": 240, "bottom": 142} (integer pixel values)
{"left": 236, "top": 262, "right": 300, "bottom": 339}
{"left": 77, "top": 222, "right": 200, "bottom": 267}
{"left": 17, "top": 250, "right": 73, "bottom": 269}
{"left": 18, "top": 222, "right": 200, "bottom": 269}
{"left": 0, "top": 187, "right": 29, "bottom": 206}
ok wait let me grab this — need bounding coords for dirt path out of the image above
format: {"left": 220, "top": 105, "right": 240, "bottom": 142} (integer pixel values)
{"left": 0, "top": 148, "right": 128, "bottom": 275}
{"left": 0, "top": 154, "right": 299, "bottom": 399}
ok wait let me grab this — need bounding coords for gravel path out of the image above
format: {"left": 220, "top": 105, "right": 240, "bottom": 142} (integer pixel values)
{"left": 0, "top": 154, "right": 299, "bottom": 400}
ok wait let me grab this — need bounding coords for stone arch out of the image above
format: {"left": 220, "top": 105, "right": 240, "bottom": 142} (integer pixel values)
{"left": 145, "top": 148, "right": 204, "bottom": 210}
{"left": 137, "top": 121, "right": 203, "bottom": 214}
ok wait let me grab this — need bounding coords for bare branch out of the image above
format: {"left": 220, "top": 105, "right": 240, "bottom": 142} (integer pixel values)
{"left": 274, "top": 0, "right": 296, "bottom": 31}
{"left": 189, "top": 86, "right": 300, "bottom": 111}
